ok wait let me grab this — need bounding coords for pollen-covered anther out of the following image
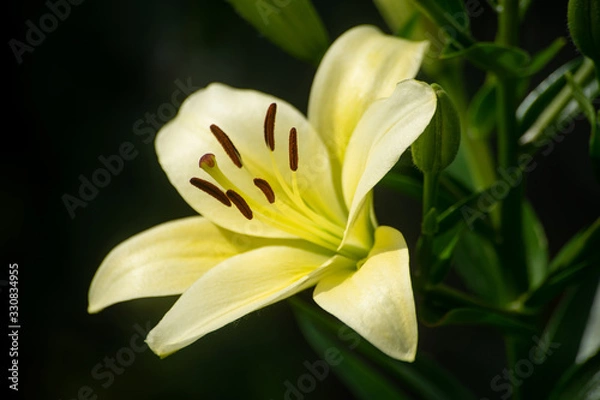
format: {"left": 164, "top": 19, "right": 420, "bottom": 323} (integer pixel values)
{"left": 253, "top": 178, "right": 276, "bottom": 203}
{"left": 199, "top": 153, "right": 216, "bottom": 169}
{"left": 189, "top": 177, "right": 231, "bottom": 207}
{"left": 289, "top": 127, "right": 298, "bottom": 172}
{"left": 209, "top": 124, "right": 243, "bottom": 168}
{"left": 264, "top": 103, "right": 277, "bottom": 151}
{"left": 226, "top": 190, "right": 253, "bottom": 220}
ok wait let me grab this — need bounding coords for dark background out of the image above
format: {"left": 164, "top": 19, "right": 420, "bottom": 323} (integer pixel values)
{"left": 3, "top": 0, "right": 599, "bottom": 399}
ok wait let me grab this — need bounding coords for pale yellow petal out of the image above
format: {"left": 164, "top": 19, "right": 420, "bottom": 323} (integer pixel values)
{"left": 156, "top": 83, "right": 346, "bottom": 238}
{"left": 342, "top": 79, "right": 437, "bottom": 228}
{"left": 308, "top": 25, "right": 428, "bottom": 164}
{"left": 88, "top": 217, "right": 285, "bottom": 313}
{"left": 313, "top": 226, "right": 418, "bottom": 361}
{"left": 146, "top": 246, "right": 351, "bottom": 357}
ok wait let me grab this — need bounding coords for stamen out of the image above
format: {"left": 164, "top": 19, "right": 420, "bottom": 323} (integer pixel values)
{"left": 209, "top": 124, "right": 243, "bottom": 168}
{"left": 190, "top": 178, "right": 231, "bottom": 206}
{"left": 289, "top": 127, "right": 298, "bottom": 171}
{"left": 264, "top": 103, "right": 277, "bottom": 151}
{"left": 199, "top": 153, "right": 216, "bottom": 169}
{"left": 253, "top": 178, "right": 276, "bottom": 203}
{"left": 226, "top": 190, "right": 253, "bottom": 220}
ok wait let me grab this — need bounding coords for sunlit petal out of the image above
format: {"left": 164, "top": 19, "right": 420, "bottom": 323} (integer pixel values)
{"left": 308, "top": 25, "right": 428, "bottom": 164}
{"left": 314, "top": 226, "right": 418, "bottom": 361}
{"left": 342, "top": 79, "right": 436, "bottom": 227}
{"left": 88, "top": 217, "right": 294, "bottom": 313}
{"left": 146, "top": 246, "right": 351, "bottom": 356}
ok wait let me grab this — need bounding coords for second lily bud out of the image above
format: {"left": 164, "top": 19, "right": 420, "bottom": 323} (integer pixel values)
{"left": 411, "top": 84, "right": 461, "bottom": 174}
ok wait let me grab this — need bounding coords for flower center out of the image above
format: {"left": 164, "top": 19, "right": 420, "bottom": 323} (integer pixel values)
{"left": 189, "top": 103, "right": 349, "bottom": 255}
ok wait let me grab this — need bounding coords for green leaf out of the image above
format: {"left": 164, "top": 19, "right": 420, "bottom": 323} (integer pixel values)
{"left": 576, "top": 279, "right": 600, "bottom": 364}
{"left": 453, "top": 230, "right": 509, "bottom": 305}
{"left": 436, "top": 187, "right": 497, "bottom": 234}
{"left": 548, "top": 351, "right": 600, "bottom": 400}
{"left": 521, "top": 278, "right": 600, "bottom": 399}
{"left": 522, "top": 202, "right": 549, "bottom": 289}
{"left": 420, "top": 304, "right": 536, "bottom": 335}
{"left": 565, "top": 71, "right": 598, "bottom": 124}
{"left": 523, "top": 219, "right": 600, "bottom": 306}
{"left": 291, "top": 296, "right": 477, "bottom": 400}
{"left": 525, "top": 260, "right": 599, "bottom": 308}
{"left": 550, "top": 218, "right": 600, "bottom": 272}
{"left": 227, "top": 0, "right": 329, "bottom": 64}
{"left": 373, "top": 0, "right": 422, "bottom": 38}
{"left": 521, "top": 37, "right": 568, "bottom": 76}
{"left": 564, "top": 70, "right": 600, "bottom": 178}
{"left": 441, "top": 42, "right": 531, "bottom": 77}
{"left": 467, "top": 78, "right": 497, "bottom": 140}
{"left": 428, "top": 224, "right": 462, "bottom": 284}
{"left": 519, "top": 58, "right": 599, "bottom": 147}
{"left": 295, "top": 308, "right": 409, "bottom": 399}
{"left": 517, "top": 58, "right": 584, "bottom": 134}
{"left": 443, "top": 39, "right": 565, "bottom": 78}
{"left": 404, "top": 0, "right": 474, "bottom": 48}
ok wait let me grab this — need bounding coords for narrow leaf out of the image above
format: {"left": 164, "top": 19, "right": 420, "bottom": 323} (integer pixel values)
{"left": 522, "top": 202, "right": 549, "bottom": 289}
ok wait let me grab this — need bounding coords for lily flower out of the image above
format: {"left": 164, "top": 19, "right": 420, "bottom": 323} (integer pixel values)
{"left": 88, "top": 25, "right": 437, "bottom": 361}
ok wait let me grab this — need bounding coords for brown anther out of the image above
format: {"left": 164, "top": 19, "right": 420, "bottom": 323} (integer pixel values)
{"left": 264, "top": 103, "right": 277, "bottom": 151}
{"left": 226, "top": 190, "right": 253, "bottom": 220}
{"left": 289, "top": 127, "right": 298, "bottom": 171}
{"left": 253, "top": 178, "right": 276, "bottom": 203}
{"left": 190, "top": 178, "right": 231, "bottom": 207}
{"left": 199, "top": 153, "right": 216, "bottom": 169}
{"left": 209, "top": 124, "right": 243, "bottom": 168}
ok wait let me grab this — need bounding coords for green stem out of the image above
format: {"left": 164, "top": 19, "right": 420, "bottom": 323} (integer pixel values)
{"left": 422, "top": 172, "right": 438, "bottom": 219}
{"left": 496, "top": 0, "right": 527, "bottom": 297}
{"left": 417, "top": 172, "right": 439, "bottom": 287}
{"left": 497, "top": 3, "right": 525, "bottom": 399}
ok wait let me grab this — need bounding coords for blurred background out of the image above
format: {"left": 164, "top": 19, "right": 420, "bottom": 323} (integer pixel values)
{"left": 3, "top": 0, "right": 599, "bottom": 399}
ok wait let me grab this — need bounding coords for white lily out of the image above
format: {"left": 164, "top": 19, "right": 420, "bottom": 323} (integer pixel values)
{"left": 88, "top": 25, "right": 437, "bottom": 361}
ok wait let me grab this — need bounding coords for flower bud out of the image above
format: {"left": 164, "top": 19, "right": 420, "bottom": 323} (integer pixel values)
{"left": 373, "top": 0, "right": 423, "bottom": 38}
{"left": 568, "top": 0, "right": 600, "bottom": 62}
{"left": 227, "top": 0, "right": 329, "bottom": 64}
{"left": 412, "top": 84, "right": 461, "bottom": 174}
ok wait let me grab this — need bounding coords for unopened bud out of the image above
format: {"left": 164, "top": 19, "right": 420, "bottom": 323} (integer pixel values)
{"left": 568, "top": 0, "right": 600, "bottom": 62}
{"left": 412, "top": 84, "right": 461, "bottom": 173}
{"left": 227, "top": 0, "right": 329, "bottom": 64}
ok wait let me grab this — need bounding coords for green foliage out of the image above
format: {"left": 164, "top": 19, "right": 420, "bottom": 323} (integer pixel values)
{"left": 227, "top": 0, "right": 329, "bottom": 64}
{"left": 453, "top": 230, "right": 508, "bottom": 305}
{"left": 229, "top": 1, "right": 600, "bottom": 398}
{"left": 291, "top": 297, "right": 478, "bottom": 400}
{"left": 522, "top": 202, "right": 549, "bottom": 290}
{"left": 548, "top": 350, "right": 600, "bottom": 399}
